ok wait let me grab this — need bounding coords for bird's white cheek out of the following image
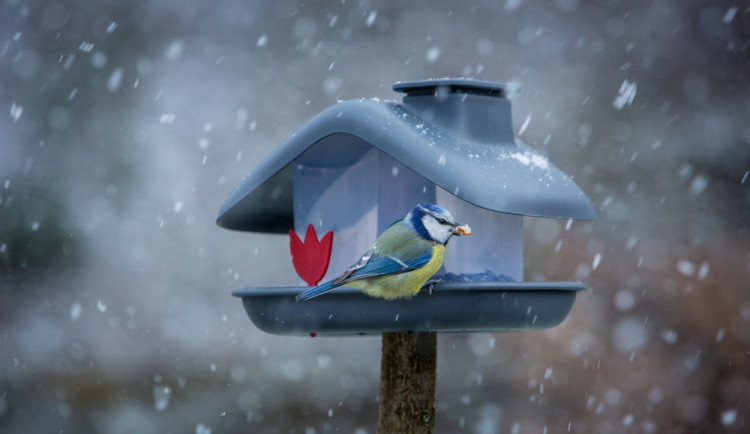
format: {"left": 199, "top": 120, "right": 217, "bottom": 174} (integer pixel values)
{"left": 422, "top": 218, "right": 440, "bottom": 240}
{"left": 422, "top": 218, "right": 451, "bottom": 244}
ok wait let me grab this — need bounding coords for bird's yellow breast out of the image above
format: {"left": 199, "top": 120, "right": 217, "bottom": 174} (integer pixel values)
{"left": 351, "top": 244, "right": 445, "bottom": 300}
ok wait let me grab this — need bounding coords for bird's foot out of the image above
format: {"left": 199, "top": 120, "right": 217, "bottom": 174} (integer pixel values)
{"left": 425, "top": 278, "right": 441, "bottom": 295}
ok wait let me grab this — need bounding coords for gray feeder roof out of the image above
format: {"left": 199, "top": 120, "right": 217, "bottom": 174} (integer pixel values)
{"left": 217, "top": 79, "right": 595, "bottom": 233}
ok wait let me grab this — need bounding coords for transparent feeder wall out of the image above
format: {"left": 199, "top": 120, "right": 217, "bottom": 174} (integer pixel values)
{"left": 437, "top": 190, "right": 523, "bottom": 282}
{"left": 292, "top": 133, "right": 523, "bottom": 286}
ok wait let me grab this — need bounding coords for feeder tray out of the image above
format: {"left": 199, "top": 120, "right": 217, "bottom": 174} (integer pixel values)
{"left": 233, "top": 282, "right": 584, "bottom": 336}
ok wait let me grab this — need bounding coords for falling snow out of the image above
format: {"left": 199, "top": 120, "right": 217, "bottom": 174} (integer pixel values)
{"left": 165, "top": 40, "right": 185, "bottom": 61}
{"left": 518, "top": 112, "right": 532, "bottom": 135}
{"left": 697, "top": 262, "right": 710, "bottom": 280}
{"left": 660, "top": 329, "right": 679, "bottom": 345}
{"left": 689, "top": 174, "right": 709, "bottom": 195}
{"left": 160, "top": 113, "right": 177, "bottom": 124}
{"left": 622, "top": 414, "right": 635, "bottom": 427}
{"left": 153, "top": 386, "right": 172, "bottom": 411}
{"left": 613, "top": 79, "right": 637, "bottom": 109}
{"left": 723, "top": 7, "right": 737, "bottom": 24}
{"left": 677, "top": 260, "right": 695, "bottom": 276}
{"left": 78, "top": 41, "right": 95, "bottom": 52}
{"left": 366, "top": 11, "right": 378, "bottom": 27}
{"left": 10, "top": 102, "right": 23, "bottom": 122}
{"left": 195, "top": 424, "right": 212, "bottom": 434}
{"left": 613, "top": 317, "right": 650, "bottom": 354}
{"left": 614, "top": 290, "right": 635, "bottom": 312}
{"left": 70, "top": 302, "right": 82, "bottom": 321}
{"left": 721, "top": 409, "right": 737, "bottom": 426}
{"left": 107, "top": 68, "right": 123, "bottom": 92}
{"left": 425, "top": 46, "right": 441, "bottom": 63}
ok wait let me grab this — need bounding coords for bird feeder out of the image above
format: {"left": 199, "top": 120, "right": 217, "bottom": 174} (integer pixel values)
{"left": 217, "top": 78, "right": 595, "bottom": 336}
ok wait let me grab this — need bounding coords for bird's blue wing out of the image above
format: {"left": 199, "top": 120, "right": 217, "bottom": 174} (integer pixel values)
{"left": 335, "top": 249, "right": 433, "bottom": 283}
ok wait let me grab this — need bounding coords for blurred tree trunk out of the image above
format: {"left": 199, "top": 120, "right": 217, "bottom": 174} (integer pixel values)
{"left": 376, "top": 331, "right": 437, "bottom": 434}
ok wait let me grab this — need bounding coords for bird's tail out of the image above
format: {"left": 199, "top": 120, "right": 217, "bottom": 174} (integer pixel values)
{"left": 295, "top": 281, "right": 337, "bottom": 302}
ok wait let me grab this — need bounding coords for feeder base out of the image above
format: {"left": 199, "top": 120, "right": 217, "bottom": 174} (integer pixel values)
{"left": 232, "top": 282, "right": 584, "bottom": 336}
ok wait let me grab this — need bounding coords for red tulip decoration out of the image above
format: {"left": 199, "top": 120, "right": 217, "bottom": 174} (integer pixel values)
{"left": 289, "top": 224, "right": 334, "bottom": 286}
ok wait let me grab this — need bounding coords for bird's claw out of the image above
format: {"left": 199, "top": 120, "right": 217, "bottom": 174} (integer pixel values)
{"left": 425, "top": 278, "right": 441, "bottom": 295}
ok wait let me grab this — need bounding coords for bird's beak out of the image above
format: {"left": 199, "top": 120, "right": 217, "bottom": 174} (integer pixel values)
{"left": 452, "top": 224, "right": 471, "bottom": 236}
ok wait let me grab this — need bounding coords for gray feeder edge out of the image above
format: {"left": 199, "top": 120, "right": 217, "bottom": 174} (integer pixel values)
{"left": 233, "top": 282, "right": 584, "bottom": 336}
{"left": 216, "top": 78, "right": 595, "bottom": 233}
{"left": 218, "top": 78, "right": 595, "bottom": 335}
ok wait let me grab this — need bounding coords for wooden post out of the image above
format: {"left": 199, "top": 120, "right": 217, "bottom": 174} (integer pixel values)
{"left": 376, "top": 331, "right": 437, "bottom": 433}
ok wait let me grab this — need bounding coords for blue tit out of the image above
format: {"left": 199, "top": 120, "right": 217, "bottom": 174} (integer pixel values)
{"left": 295, "top": 203, "right": 471, "bottom": 301}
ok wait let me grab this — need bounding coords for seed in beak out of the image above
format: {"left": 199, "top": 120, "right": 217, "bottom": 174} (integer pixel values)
{"left": 454, "top": 224, "right": 471, "bottom": 236}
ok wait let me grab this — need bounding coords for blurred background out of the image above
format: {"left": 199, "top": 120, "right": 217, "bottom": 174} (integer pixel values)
{"left": 1, "top": 0, "right": 749, "bottom": 432}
